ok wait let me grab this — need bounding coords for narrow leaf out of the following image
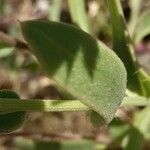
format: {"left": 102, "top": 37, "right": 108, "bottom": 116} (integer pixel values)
{"left": 107, "top": 0, "right": 150, "bottom": 97}
{"left": 21, "top": 20, "right": 127, "bottom": 123}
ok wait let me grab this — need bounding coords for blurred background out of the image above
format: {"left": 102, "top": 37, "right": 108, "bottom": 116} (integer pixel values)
{"left": 0, "top": 0, "right": 150, "bottom": 149}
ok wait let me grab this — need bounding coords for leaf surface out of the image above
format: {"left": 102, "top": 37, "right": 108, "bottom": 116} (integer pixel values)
{"left": 21, "top": 20, "right": 126, "bottom": 123}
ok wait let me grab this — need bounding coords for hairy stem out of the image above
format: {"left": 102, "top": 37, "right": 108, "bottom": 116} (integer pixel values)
{"left": 0, "top": 97, "right": 149, "bottom": 112}
{"left": 0, "top": 99, "right": 89, "bottom": 112}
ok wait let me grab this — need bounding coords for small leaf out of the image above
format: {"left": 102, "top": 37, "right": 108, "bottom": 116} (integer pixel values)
{"left": 0, "top": 90, "right": 26, "bottom": 133}
{"left": 133, "top": 11, "right": 150, "bottom": 44}
{"left": 21, "top": 20, "right": 127, "bottom": 124}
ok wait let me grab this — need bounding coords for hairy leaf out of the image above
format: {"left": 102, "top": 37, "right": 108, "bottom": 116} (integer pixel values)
{"left": 21, "top": 20, "right": 126, "bottom": 123}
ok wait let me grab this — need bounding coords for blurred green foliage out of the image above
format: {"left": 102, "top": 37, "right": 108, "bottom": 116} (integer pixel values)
{"left": 0, "top": 0, "right": 149, "bottom": 149}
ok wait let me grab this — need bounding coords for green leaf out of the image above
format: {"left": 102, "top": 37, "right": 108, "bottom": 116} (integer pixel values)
{"left": 107, "top": 0, "right": 142, "bottom": 94}
{"left": 68, "top": 0, "right": 91, "bottom": 34}
{"left": 122, "top": 127, "right": 144, "bottom": 150}
{"left": 133, "top": 11, "right": 150, "bottom": 44}
{"left": 107, "top": 0, "right": 150, "bottom": 97}
{"left": 21, "top": 20, "right": 127, "bottom": 124}
{"left": 0, "top": 90, "right": 26, "bottom": 133}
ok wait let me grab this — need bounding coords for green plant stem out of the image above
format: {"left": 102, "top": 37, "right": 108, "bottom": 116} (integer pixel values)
{"left": 0, "top": 99, "right": 89, "bottom": 112}
{"left": 0, "top": 97, "right": 149, "bottom": 112}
